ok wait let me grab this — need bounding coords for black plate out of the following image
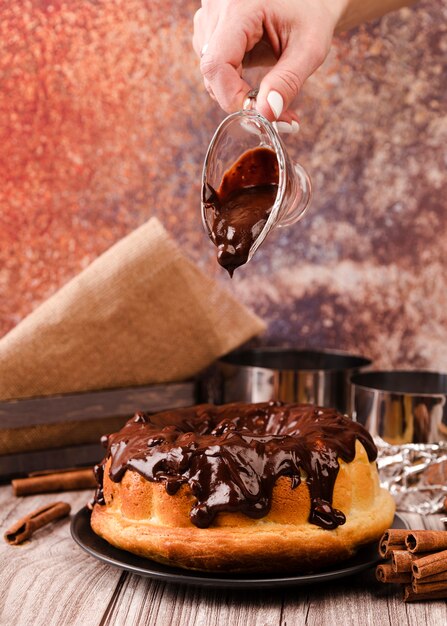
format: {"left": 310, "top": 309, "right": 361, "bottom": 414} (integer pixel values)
{"left": 71, "top": 507, "right": 408, "bottom": 589}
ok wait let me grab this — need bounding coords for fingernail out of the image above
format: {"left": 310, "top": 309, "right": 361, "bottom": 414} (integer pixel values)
{"left": 291, "top": 120, "right": 300, "bottom": 133}
{"left": 200, "top": 43, "right": 208, "bottom": 57}
{"left": 274, "top": 121, "right": 294, "bottom": 134}
{"left": 267, "top": 90, "right": 283, "bottom": 119}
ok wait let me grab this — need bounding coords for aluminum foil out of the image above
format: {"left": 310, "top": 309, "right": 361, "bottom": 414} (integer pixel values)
{"left": 376, "top": 439, "right": 447, "bottom": 514}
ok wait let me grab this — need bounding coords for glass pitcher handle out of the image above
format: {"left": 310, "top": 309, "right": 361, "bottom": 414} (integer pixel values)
{"left": 243, "top": 89, "right": 259, "bottom": 111}
{"left": 278, "top": 162, "right": 312, "bottom": 227}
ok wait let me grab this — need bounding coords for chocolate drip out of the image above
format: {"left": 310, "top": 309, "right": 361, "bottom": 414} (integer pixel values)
{"left": 93, "top": 463, "right": 105, "bottom": 505}
{"left": 94, "top": 402, "right": 377, "bottom": 530}
{"left": 204, "top": 147, "right": 279, "bottom": 276}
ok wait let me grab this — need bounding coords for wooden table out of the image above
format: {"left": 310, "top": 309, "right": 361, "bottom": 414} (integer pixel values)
{"left": 1, "top": 485, "right": 446, "bottom": 626}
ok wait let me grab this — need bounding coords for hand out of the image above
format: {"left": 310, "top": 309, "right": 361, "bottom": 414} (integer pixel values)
{"left": 193, "top": 0, "right": 348, "bottom": 128}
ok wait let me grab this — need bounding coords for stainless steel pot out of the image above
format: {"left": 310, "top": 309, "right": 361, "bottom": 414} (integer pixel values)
{"left": 214, "top": 348, "right": 371, "bottom": 414}
{"left": 351, "top": 370, "right": 447, "bottom": 444}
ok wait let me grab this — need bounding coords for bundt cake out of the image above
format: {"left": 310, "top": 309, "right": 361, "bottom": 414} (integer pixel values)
{"left": 91, "top": 401, "right": 395, "bottom": 573}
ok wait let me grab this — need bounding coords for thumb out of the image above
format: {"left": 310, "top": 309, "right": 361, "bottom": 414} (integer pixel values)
{"left": 256, "top": 35, "right": 329, "bottom": 121}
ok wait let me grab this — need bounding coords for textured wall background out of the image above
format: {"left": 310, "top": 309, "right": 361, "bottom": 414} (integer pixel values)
{"left": 1, "top": 0, "right": 446, "bottom": 369}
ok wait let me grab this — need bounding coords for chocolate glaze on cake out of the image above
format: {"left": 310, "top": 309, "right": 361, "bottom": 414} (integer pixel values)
{"left": 94, "top": 402, "right": 377, "bottom": 530}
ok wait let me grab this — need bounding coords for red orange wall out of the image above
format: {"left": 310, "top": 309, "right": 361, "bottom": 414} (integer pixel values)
{"left": 1, "top": 1, "right": 446, "bottom": 369}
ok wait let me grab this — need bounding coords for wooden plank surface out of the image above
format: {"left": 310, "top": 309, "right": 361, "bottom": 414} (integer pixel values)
{"left": 0, "top": 485, "right": 446, "bottom": 626}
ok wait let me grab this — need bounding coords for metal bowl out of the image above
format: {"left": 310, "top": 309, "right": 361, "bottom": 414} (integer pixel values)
{"left": 213, "top": 348, "right": 371, "bottom": 414}
{"left": 351, "top": 370, "right": 447, "bottom": 444}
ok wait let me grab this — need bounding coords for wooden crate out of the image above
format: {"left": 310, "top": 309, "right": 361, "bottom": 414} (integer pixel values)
{"left": 0, "top": 382, "right": 197, "bottom": 479}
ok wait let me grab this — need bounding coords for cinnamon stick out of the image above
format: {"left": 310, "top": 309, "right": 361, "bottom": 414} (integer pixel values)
{"left": 406, "top": 530, "right": 447, "bottom": 553}
{"left": 4, "top": 502, "right": 71, "bottom": 545}
{"left": 404, "top": 585, "right": 447, "bottom": 602}
{"left": 419, "top": 571, "right": 447, "bottom": 583}
{"left": 378, "top": 529, "right": 409, "bottom": 559}
{"left": 391, "top": 550, "right": 426, "bottom": 573}
{"left": 412, "top": 549, "right": 447, "bottom": 579}
{"left": 12, "top": 468, "right": 96, "bottom": 496}
{"left": 412, "top": 579, "right": 447, "bottom": 594}
{"left": 375, "top": 563, "right": 412, "bottom": 584}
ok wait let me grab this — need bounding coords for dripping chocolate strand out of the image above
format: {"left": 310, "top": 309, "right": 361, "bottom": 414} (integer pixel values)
{"left": 204, "top": 147, "right": 279, "bottom": 276}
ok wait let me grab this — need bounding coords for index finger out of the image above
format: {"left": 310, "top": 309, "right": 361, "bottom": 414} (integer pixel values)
{"left": 200, "top": 15, "right": 262, "bottom": 112}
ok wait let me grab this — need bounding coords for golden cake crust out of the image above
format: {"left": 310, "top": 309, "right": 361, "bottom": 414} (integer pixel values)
{"left": 91, "top": 440, "right": 395, "bottom": 573}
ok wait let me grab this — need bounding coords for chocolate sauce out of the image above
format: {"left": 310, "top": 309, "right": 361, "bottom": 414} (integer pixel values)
{"left": 204, "top": 147, "right": 279, "bottom": 276}
{"left": 94, "top": 402, "right": 377, "bottom": 530}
